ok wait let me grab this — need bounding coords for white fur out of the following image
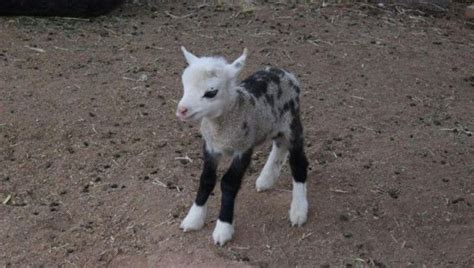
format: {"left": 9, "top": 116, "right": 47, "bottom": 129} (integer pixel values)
{"left": 177, "top": 47, "right": 247, "bottom": 122}
{"left": 212, "top": 220, "right": 234, "bottom": 246}
{"left": 256, "top": 142, "right": 288, "bottom": 192}
{"left": 289, "top": 182, "right": 308, "bottom": 226}
{"left": 180, "top": 203, "right": 207, "bottom": 232}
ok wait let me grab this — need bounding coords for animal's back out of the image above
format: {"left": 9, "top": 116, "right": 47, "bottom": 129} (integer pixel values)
{"left": 241, "top": 67, "right": 301, "bottom": 104}
{"left": 237, "top": 67, "right": 302, "bottom": 146}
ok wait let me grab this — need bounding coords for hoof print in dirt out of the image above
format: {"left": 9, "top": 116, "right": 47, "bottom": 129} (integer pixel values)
{"left": 81, "top": 184, "right": 91, "bottom": 193}
{"left": 49, "top": 202, "right": 60, "bottom": 211}
{"left": 339, "top": 214, "right": 350, "bottom": 222}
{"left": 166, "top": 182, "right": 183, "bottom": 192}
{"left": 343, "top": 232, "right": 353, "bottom": 239}
{"left": 102, "top": 184, "right": 124, "bottom": 191}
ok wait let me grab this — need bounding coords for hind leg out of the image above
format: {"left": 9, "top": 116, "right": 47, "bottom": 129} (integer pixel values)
{"left": 256, "top": 138, "right": 288, "bottom": 192}
{"left": 288, "top": 117, "right": 309, "bottom": 226}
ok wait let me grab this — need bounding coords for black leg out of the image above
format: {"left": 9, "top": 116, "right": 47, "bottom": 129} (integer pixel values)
{"left": 289, "top": 144, "right": 308, "bottom": 183}
{"left": 195, "top": 143, "right": 220, "bottom": 206}
{"left": 218, "top": 149, "right": 253, "bottom": 224}
{"left": 289, "top": 115, "right": 308, "bottom": 183}
{"left": 288, "top": 114, "right": 309, "bottom": 226}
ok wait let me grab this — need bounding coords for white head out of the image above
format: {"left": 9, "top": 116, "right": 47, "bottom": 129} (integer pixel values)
{"left": 176, "top": 46, "right": 248, "bottom": 121}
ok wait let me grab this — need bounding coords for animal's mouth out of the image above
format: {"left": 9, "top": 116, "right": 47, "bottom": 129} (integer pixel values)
{"left": 177, "top": 111, "right": 200, "bottom": 121}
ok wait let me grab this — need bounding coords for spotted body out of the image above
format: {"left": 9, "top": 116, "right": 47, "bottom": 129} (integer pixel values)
{"left": 176, "top": 47, "right": 309, "bottom": 246}
{"left": 201, "top": 67, "right": 301, "bottom": 155}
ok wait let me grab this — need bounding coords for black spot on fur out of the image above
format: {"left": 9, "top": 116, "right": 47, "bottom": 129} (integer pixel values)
{"left": 277, "top": 87, "right": 283, "bottom": 99}
{"left": 289, "top": 99, "right": 296, "bottom": 114}
{"left": 264, "top": 94, "right": 275, "bottom": 106}
{"left": 271, "top": 107, "right": 278, "bottom": 119}
{"left": 278, "top": 108, "right": 284, "bottom": 118}
{"left": 249, "top": 97, "right": 256, "bottom": 106}
{"left": 236, "top": 90, "right": 245, "bottom": 107}
{"left": 288, "top": 79, "right": 300, "bottom": 94}
{"left": 268, "top": 73, "right": 281, "bottom": 84}
{"left": 241, "top": 78, "right": 266, "bottom": 98}
{"left": 274, "top": 140, "right": 282, "bottom": 148}
{"left": 293, "top": 85, "right": 300, "bottom": 94}
{"left": 241, "top": 70, "right": 280, "bottom": 98}
{"left": 290, "top": 114, "right": 304, "bottom": 144}
{"left": 273, "top": 132, "right": 284, "bottom": 139}
{"left": 242, "top": 122, "right": 249, "bottom": 136}
{"left": 269, "top": 67, "right": 298, "bottom": 96}
{"left": 268, "top": 67, "right": 286, "bottom": 77}
{"left": 279, "top": 99, "right": 296, "bottom": 117}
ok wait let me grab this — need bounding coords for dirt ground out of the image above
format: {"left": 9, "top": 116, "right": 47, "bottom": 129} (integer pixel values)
{"left": 1, "top": 1, "right": 473, "bottom": 267}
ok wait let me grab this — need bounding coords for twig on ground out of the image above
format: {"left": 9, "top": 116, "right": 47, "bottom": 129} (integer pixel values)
{"left": 282, "top": 50, "right": 294, "bottom": 63}
{"left": 152, "top": 178, "right": 167, "bottom": 188}
{"left": 232, "top": 246, "right": 251, "bottom": 250}
{"left": 274, "top": 188, "right": 292, "bottom": 193}
{"left": 330, "top": 188, "right": 349, "bottom": 194}
{"left": 53, "top": 46, "right": 69, "bottom": 51}
{"left": 164, "top": 11, "right": 194, "bottom": 19}
{"left": 300, "top": 232, "right": 313, "bottom": 241}
{"left": 60, "top": 17, "right": 90, "bottom": 22}
{"left": 351, "top": 95, "right": 366, "bottom": 100}
{"left": 25, "top": 45, "right": 45, "bottom": 53}
{"left": 175, "top": 155, "right": 193, "bottom": 163}
{"left": 3, "top": 195, "right": 12, "bottom": 205}
{"left": 390, "top": 233, "right": 399, "bottom": 244}
{"left": 439, "top": 126, "right": 472, "bottom": 136}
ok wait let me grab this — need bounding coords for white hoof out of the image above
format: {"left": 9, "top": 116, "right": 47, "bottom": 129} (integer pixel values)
{"left": 289, "top": 182, "right": 308, "bottom": 226}
{"left": 212, "top": 220, "right": 234, "bottom": 246}
{"left": 256, "top": 171, "right": 278, "bottom": 192}
{"left": 289, "top": 198, "right": 308, "bottom": 226}
{"left": 180, "top": 203, "right": 207, "bottom": 232}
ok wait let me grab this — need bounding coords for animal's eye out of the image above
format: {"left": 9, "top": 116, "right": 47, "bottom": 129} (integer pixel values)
{"left": 203, "top": 89, "right": 218, "bottom": 99}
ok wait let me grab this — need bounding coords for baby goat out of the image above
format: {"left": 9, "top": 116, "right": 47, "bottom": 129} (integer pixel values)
{"left": 176, "top": 47, "right": 309, "bottom": 246}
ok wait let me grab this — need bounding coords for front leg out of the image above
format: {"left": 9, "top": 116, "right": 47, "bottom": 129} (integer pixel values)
{"left": 213, "top": 149, "right": 252, "bottom": 246}
{"left": 180, "top": 143, "right": 220, "bottom": 232}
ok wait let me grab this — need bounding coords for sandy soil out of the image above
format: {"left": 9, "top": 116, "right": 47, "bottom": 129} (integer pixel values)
{"left": 1, "top": 1, "right": 473, "bottom": 267}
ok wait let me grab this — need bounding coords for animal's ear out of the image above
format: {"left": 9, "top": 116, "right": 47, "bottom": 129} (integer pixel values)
{"left": 181, "top": 46, "right": 198, "bottom": 65}
{"left": 227, "top": 48, "right": 248, "bottom": 78}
